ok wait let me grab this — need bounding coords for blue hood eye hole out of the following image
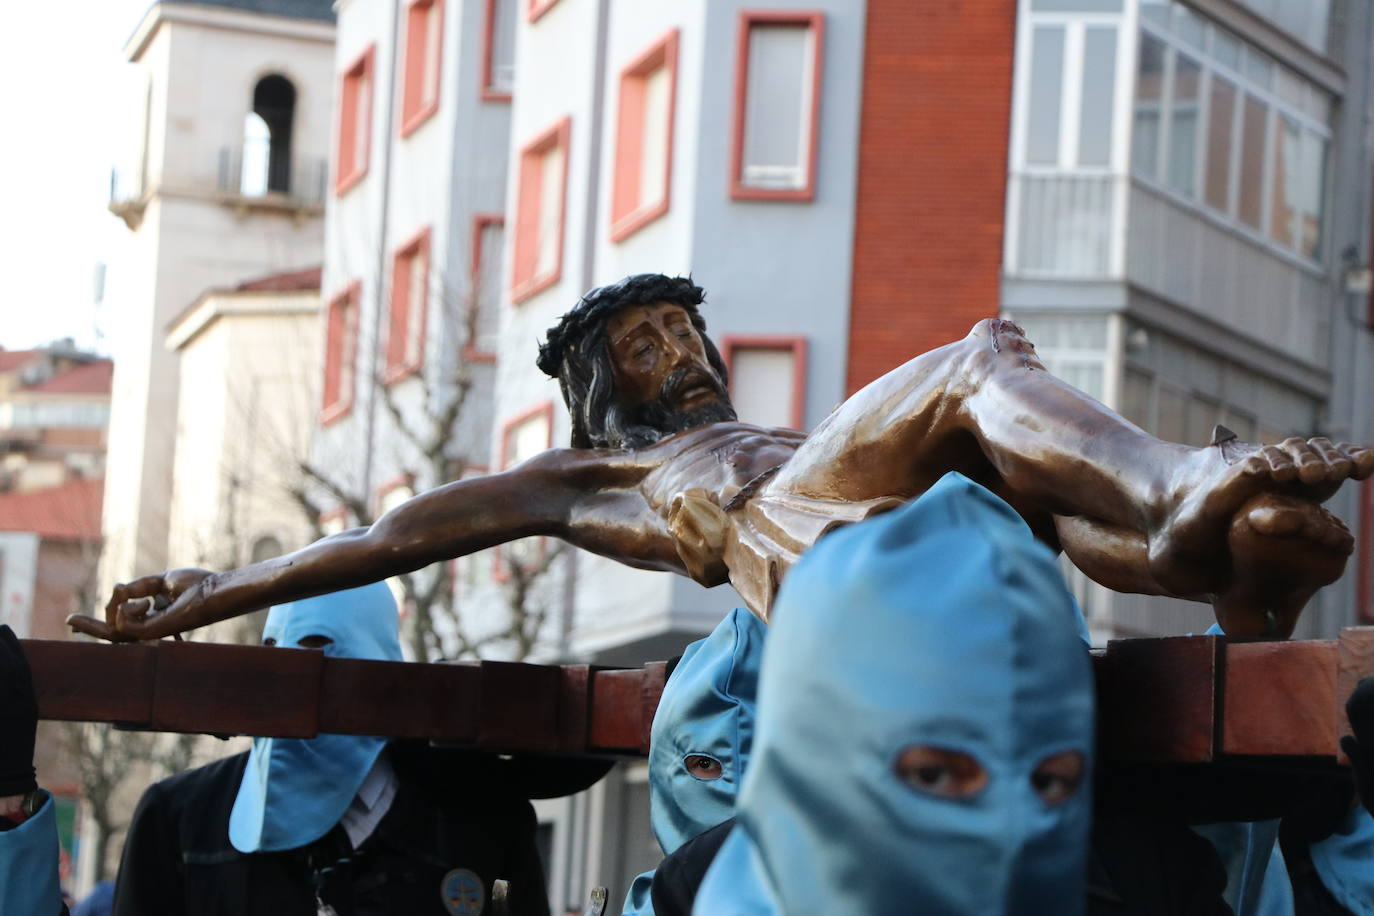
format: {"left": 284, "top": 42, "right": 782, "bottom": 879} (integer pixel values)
{"left": 894, "top": 746, "right": 988, "bottom": 799}
{"left": 684, "top": 754, "right": 724, "bottom": 781}
{"left": 1030, "top": 750, "right": 1085, "bottom": 805}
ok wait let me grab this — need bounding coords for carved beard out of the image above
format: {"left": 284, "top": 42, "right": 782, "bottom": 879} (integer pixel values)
{"left": 604, "top": 366, "right": 738, "bottom": 449}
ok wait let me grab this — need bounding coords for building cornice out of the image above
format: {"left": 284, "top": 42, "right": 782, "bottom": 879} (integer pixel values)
{"left": 125, "top": 2, "right": 335, "bottom": 63}
{"left": 166, "top": 289, "right": 319, "bottom": 352}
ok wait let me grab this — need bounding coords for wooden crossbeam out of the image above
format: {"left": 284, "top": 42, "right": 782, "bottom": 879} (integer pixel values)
{"left": 25, "top": 629, "right": 1374, "bottom": 762}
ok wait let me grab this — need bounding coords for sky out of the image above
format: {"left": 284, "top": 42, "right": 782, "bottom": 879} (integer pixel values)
{"left": 0, "top": 1, "right": 152, "bottom": 354}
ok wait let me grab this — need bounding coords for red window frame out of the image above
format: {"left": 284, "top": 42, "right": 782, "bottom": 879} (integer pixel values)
{"left": 386, "top": 227, "right": 432, "bottom": 384}
{"left": 610, "top": 29, "right": 679, "bottom": 243}
{"left": 321, "top": 282, "right": 361, "bottom": 425}
{"left": 466, "top": 213, "right": 503, "bottom": 363}
{"left": 493, "top": 402, "right": 554, "bottom": 580}
{"left": 511, "top": 117, "right": 571, "bottom": 304}
{"left": 400, "top": 0, "right": 444, "bottom": 136}
{"left": 318, "top": 506, "right": 350, "bottom": 534}
{"left": 373, "top": 472, "right": 417, "bottom": 517}
{"left": 446, "top": 463, "right": 489, "bottom": 599}
{"left": 729, "top": 11, "right": 825, "bottom": 202}
{"left": 336, "top": 46, "right": 376, "bottom": 195}
{"left": 481, "top": 0, "right": 514, "bottom": 102}
{"left": 720, "top": 335, "right": 809, "bottom": 430}
{"left": 527, "top": 0, "right": 561, "bottom": 24}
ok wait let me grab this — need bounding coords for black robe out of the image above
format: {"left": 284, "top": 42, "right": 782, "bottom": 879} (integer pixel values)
{"left": 113, "top": 743, "right": 552, "bottom": 916}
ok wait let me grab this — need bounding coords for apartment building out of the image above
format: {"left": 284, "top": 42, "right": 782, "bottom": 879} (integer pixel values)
{"left": 1002, "top": 0, "right": 1374, "bottom": 638}
{"left": 317, "top": 0, "right": 1374, "bottom": 906}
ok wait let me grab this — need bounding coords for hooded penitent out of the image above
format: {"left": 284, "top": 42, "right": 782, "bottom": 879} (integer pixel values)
{"left": 622, "top": 607, "right": 766, "bottom": 916}
{"left": 693, "top": 472, "right": 1096, "bottom": 916}
{"left": 229, "top": 582, "right": 402, "bottom": 853}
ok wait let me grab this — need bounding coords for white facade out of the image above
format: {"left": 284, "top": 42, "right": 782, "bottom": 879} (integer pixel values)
{"left": 101, "top": 2, "right": 335, "bottom": 596}
{"left": 164, "top": 286, "right": 322, "bottom": 609}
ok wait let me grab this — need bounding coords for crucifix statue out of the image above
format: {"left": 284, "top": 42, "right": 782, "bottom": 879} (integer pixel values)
{"left": 72, "top": 274, "right": 1372, "bottom": 643}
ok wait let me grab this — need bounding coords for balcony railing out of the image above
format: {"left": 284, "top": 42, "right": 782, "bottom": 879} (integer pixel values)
{"left": 109, "top": 166, "right": 145, "bottom": 207}
{"left": 1005, "top": 171, "right": 1124, "bottom": 280}
{"left": 217, "top": 143, "right": 327, "bottom": 207}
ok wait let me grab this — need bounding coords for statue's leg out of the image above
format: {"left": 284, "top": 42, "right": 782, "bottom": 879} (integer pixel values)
{"left": 772, "top": 319, "right": 1372, "bottom": 634}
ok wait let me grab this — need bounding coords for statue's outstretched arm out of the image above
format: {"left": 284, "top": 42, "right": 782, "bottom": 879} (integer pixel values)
{"left": 70, "top": 449, "right": 645, "bottom": 641}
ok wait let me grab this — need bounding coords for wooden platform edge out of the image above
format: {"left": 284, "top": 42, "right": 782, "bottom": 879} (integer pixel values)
{"left": 27, "top": 630, "right": 1374, "bottom": 762}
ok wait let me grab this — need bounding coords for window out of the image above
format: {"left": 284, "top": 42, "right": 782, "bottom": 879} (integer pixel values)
{"left": 611, "top": 30, "right": 679, "bottom": 241}
{"left": 467, "top": 215, "right": 503, "bottom": 360}
{"left": 483, "top": 0, "right": 516, "bottom": 100}
{"left": 1132, "top": 34, "right": 1165, "bottom": 179}
{"left": 1130, "top": 2, "right": 1331, "bottom": 260}
{"left": 496, "top": 403, "right": 553, "bottom": 577}
{"left": 1022, "top": 21, "right": 1119, "bottom": 170}
{"left": 336, "top": 47, "right": 375, "bottom": 194}
{"left": 376, "top": 476, "right": 416, "bottom": 517}
{"left": 1078, "top": 27, "right": 1117, "bottom": 167}
{"left": 722, "top": 337, "right": 807, "bottom": 430}
{"left": 239, "top": 75, "right": 296, "bottom": 196}
{"left": 1233, "top": 0, "right": 1330, "bottom": 53}
{"left": 375, "top": 477, "right": 416, "bottom": 613}
{"left": 449, "top": 464, "right": 491, "bottom": 594}
{"left": 387, "top": 228, "right": 431, "bottom": 382}
{"left": 1166, "top": 53, "right": 1201, "bottom": 196}
{"left": 1026, "top": 27, "right": 1066, "bottom": 166}
{"left": 318, "top": 508, "right": 349, "bottom": 536}
{"left": 321, "top": 283, "right": 360, "bottom": 423}
{"left": 511, "top": 118, "right": 571, "bottom": 303}
{"left": 250, "top": 536, "right": 284, "bottom": 564}
{"left": 528, "top": 0, "right": 560, "bottom": 23}
{"left": 401, "top": 0, "right": 444, "bottom": 136}
{"left": 1236, "top": 94, "right": 1267, "bottom": 229}
{"left": 731, "top": 11, "right": 824, "bottom": 200}
{"left": 1204, "top": 76, "right": 1237, "bottom": 211}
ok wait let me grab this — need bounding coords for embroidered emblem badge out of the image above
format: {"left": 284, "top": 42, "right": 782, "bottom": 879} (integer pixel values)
{"left": 441, "top": 867, "right": 485, "bottom": 916}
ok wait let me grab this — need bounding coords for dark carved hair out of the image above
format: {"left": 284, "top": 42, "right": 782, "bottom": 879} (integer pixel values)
{"left": 538, "top": 274, "right": 734, "bottom": 449}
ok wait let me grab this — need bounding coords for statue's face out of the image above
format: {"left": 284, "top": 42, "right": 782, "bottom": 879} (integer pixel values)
{"left": 606, "top": 303, "right": 728, "bottom": 414}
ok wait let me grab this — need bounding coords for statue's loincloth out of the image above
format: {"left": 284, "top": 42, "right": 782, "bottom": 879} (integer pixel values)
{"left": 720, "top": 468, "right": 904, "bottom": 622}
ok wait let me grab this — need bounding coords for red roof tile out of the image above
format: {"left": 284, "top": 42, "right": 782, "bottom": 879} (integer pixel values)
{"left": 233, "top": 265, "right": 323, "bottom": 293}
{"left": 0, "top": 477, "right": 104, "bottom": 541}
{"left": 24, "top": 360, "right": 113, "bottom": 395}
{"left": 0, "top": 350, "right": 40, "bottom": 373}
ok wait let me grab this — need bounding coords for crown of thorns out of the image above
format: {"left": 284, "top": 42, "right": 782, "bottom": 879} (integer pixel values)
{"left": 537, "top": 274, "right": 707, "bottom": 378}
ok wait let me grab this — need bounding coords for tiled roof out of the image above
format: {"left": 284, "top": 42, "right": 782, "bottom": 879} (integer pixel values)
{"left": 172, "top": 0, "right": 335, "bottom": 23}
{"left": 24, "top": 360, "right": 114, "bottom": 395}
{"left": 0, "top": 477, "right": 104, "bottom": 541}
{"left": 233, "top": 265, "right": 323, "bottom": 293}
{"left": 0, "top": 350, "right": 40, "bottom": 373}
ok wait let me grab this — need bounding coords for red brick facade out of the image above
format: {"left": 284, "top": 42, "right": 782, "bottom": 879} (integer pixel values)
{"left": 845, "top": 0, "right": 1017, "bottom": 394}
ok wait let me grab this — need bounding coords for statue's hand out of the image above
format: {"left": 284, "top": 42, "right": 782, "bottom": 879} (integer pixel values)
{"left": 668, "top": 490, "right": 730, "bottom": 587}
{"left": 67, "top": 568, "right": 214, "bottom": 642}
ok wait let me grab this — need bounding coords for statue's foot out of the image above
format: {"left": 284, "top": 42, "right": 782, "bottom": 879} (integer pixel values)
{"left": 1212, "top": 494, "right": 1353, "bottom": 637}
{"left": 1148, "top": 437, "right": 1371, "bottom": 602}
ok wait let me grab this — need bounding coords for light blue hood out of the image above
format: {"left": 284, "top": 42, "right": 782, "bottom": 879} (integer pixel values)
{"left": 229, "top": 582, "right": 402, "bottom": 853}
{"left": 623, "top": 607, "right": 766, "bottom": 915}
{"left": 694, "top": 472, "right": 1096, "bottom": 916}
